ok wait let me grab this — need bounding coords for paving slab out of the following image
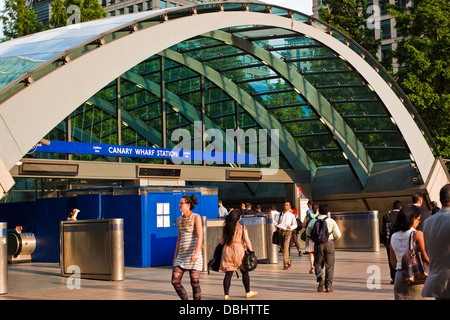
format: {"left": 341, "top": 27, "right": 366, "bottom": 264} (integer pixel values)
{"left": 0, "top": 250, "right": 395, "bottom": 301}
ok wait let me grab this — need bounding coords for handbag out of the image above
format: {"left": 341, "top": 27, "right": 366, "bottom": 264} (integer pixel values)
{"left": 271, "top": 212, "right": 282, "bottom": 245}
{"left": 295, "top": 217, "right": 302, "bottom": 232}
{"left": 242, "top": 227, "right": 257, "bottom": 272}
{"left": 207, "top": 243, "right": 223, "bottom": 274}
{"left": 272, "top": 230, "right": 280, "bottom": 245}
{"left": 401, "top": 231, "right": 429, "bottom": 284}
{"left": 242, "top": 249, "right": 257, "bottom": 272}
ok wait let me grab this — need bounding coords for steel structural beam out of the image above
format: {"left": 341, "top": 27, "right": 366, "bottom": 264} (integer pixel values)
{"left": 11, "top": 158, "right": 308, "bottom": 184}
{"left": 121, "top": 70, "right": 229, "bottom": 152}
{"left": 203, "top": 30, "right": 373, "bottom": 186}
{"left": 158, "top": 49, "right": 316, "bottom": 174}
{"left": 87, "top": 96, "right": 169, "bottom": 148}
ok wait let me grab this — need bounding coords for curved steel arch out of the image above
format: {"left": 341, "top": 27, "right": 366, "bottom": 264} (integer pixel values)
{"left": 0, "top": 3, "right": 436, "bottom": 195}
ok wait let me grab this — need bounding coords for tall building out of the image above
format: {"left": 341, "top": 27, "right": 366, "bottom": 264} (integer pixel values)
{"left": 32, "top": 0, "right": 243, "bottom": 26}
{"left": 313, "top": 0, "right": 410, "bottom": 71}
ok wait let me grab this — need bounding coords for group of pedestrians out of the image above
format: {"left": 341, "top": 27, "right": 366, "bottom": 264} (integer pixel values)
{"left": 171, "top": 185, "right": 449, "bottom": 300}
{"left": 381, "top": 186, "right": 450, "bottom": 300}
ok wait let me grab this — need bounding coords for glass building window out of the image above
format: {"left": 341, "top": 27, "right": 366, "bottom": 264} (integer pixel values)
{"left": 380, "top": 19, "right": 391, "bottom": 40}
{"left": 381, "top": 43, "right": 392, "bottom": 60}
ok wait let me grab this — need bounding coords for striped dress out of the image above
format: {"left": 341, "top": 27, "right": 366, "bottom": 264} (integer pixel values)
{"left": 173, "top": 212, "right": 203, "bottom": 271}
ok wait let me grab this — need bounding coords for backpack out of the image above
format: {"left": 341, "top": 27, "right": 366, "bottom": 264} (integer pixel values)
{"left": 310, "top": 218, "right": 330, "bottom": 244}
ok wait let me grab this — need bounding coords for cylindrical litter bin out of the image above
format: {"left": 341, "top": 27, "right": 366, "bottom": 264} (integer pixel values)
{"left": 0, "top": 222, "right": 7, "bottom": 294}
{"left": 265, "top": 213, "right": 278, "bottom": 264}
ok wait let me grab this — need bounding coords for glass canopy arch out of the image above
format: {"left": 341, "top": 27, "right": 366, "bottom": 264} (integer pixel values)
{"left": 0, "top": 1, "right": 439, "bottom": 189}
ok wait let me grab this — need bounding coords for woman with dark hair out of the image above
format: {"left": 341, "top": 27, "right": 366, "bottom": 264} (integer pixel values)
{"left": 389, "top": 204, "right": 430, "bottom": 300}
{"left": 172, "top": 194, "right": 203, "bottom": 300}
{"left": 220, "top": 209, "right": 257, "bottom": 300}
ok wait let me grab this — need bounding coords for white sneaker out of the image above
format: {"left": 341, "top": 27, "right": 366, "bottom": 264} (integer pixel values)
{"left": 245, "top": 291, "right": 258, "bottom": 298}
{"left": 224, "top": 295, "right": 230, "bottom": 300}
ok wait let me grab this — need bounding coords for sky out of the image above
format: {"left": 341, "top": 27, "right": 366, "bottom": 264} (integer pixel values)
{"left": 259, "top": 0, "right": 313, "bottom": 15}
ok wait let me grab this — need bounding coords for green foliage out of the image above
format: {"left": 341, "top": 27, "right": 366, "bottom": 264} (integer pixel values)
{"left": 388, "top": 0, "right": 450, "bottom": 160}
{"left": 50, "top": 0, "right": 107, "bottom": 28}
{"left": 318, "top": 0, "right": 381, "bottom": 57}
{"left": 1, "top": 0, "right": 44, "bottom": 40}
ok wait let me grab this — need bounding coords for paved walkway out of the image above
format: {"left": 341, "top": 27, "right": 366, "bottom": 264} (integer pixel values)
{"left": 0, "top": 250, "right": 395, "bottom": 300}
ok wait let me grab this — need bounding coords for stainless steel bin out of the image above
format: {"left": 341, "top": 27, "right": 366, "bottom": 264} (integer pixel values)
{"left": 60, "top": 219, "right": 124, "bottom": 281}
{"left": 265, "top": 213, "right": 278, "bottom": 264}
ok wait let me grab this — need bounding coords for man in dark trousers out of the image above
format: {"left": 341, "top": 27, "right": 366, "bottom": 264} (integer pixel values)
{"left": 381, "top": 200, "right": 402, "bottom": 284}
{"left": 412, "top": 192, "right": 431, "bottom": 231}
{"left": 422, "top": 184, "right": 450, "bottom": 299}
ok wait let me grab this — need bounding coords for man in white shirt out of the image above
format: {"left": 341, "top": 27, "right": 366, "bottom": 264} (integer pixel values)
{"left": 218, "top": 200, "right": 227, "bottom": 218}
{"left": 306, "top": 203, "right": 341, "bottom": 292}
{"left": 276, "top": 201, "right": 298, "bottom": 270}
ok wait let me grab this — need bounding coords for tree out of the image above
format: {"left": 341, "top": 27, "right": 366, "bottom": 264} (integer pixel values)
{"left": 318, "top": 0, "right": 381, "bottom": 57}
{"left": 49, "top": 0, "right": 68, "bottom": 28}
{"left": 49, "top": 0, "right": 107, "bottom": 29}
{"left": 388, "top": 0, "right": 450, "bottom": 161}
{"left": 1, "top": 0, "right": 44, "bottom": 40}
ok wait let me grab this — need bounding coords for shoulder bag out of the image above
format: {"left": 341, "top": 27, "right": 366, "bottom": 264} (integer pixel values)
{"left": 242, "top": 226, "right": 257, "bottom": 272}
{"left": 207, "top": 243, "right": 223, "bottom": 274}
{"left": 401, "top": 231, "right": 429, "bottom": 283}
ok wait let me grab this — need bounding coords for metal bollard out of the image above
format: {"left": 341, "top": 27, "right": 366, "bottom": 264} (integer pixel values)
{"left": 0, "top": 222, "right": 7, "bottom": 294}
{"left": 370, "top": 211, "right": 380, "bottom": 252}
{"left": 202, "top": 216, "right": 207, "bottom": 272}
{"left": 265, "top": 213, "right": 278, "bottom": 264}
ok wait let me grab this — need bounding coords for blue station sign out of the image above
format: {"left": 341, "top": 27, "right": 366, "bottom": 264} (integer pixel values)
{"left": 32, "top": 140, "right": 257, "bottom": 164}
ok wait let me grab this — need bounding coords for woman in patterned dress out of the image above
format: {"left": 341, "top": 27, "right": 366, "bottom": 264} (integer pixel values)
{"left": 220, "top": 209, "right": 257, "bottom": 300}
{"left": 171, "top": 194, "right": 203, "bottom": 300}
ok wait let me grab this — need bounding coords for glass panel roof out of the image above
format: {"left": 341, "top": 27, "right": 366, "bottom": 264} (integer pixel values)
{"left": 0, "top": 10, "right": 166, "bottom": 89}
{"left": 4, "top": 3, "right": 433, "bottom": 176}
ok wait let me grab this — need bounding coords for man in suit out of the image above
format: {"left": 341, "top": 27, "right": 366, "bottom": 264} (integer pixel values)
{"left": 381, "top": 200, "right": 402, "bottom": 284}
{"left": 422, "top": 184, "right": 450, "bottom": 299}
{"left": 412, "top": 192, "right": 431, "bottom": 231}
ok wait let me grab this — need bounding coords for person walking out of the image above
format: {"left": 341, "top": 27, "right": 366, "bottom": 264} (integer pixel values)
{"left": 389, "top": 204, "right": 429, "bottom": 300}
{"left": 411, "top": 192, "right": 431, "bottom": 231}
{"left": 171, "top": 194, "right": 203, "bottom": 300}
{"left": 381, "top": 200, "right": 402, "bottom": 284}
{"left": 218, "top": 200, "right": 228, "bottom": 218}
{"left": 306, "top": 203, "right": 341, "bottom": 292}
{"left": 422, "top": 184, "right": 450, "bottom": 299}
{"left": 302, "top": 202, "right": 319, "bottom": 274}
{"left": 290, "top": 204, "right": 303, "bottom": 257}
{"left": 220, "top": 209, "right": 258, "bottom": 300}
{"left": 276, "top": 201, "right": 298, "bottom": 270}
